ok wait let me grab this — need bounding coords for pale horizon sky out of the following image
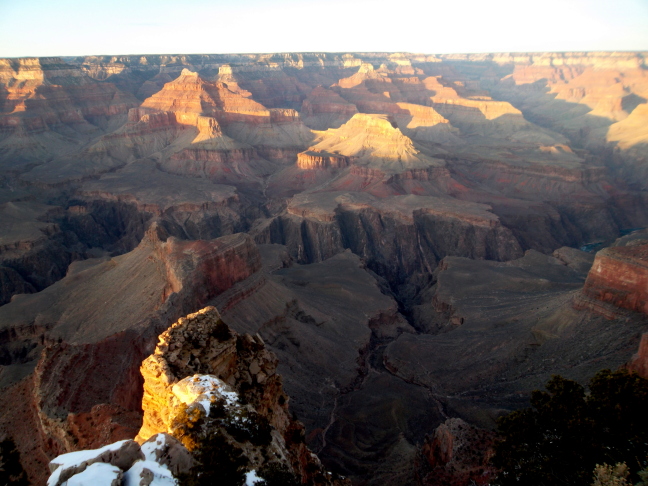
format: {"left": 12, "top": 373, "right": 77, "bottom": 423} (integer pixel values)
{"left": 1, "top": 0, "right": 647, "bottom": 58}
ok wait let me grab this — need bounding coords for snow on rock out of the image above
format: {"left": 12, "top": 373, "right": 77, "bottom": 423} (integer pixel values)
{"left": 46, "top": 434, "right": 192, "bottom": 486}
{"left": 67, "top": 462, "right": 122, "bottom": 486}
{"left": 245, "top": 469, "right": 265, "bottom": 486}
{"left": 141, "top": 433, "right": 168, "bottom": 462}
{"left": 47, "top": 440, "right": 143, "bottom": 486}
{"left": 172, "top": 374, "right": 239, "bottom": 416}
{"left": 123, "top": 460, "right": 177, "bottom": 486}
{"left": 140, "top": 433, "right": 194, "bottom": 477}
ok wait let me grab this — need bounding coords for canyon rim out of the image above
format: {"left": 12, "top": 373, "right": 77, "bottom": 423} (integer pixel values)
{"left": 0, "top": 49, "right": 647, "bottom": 485}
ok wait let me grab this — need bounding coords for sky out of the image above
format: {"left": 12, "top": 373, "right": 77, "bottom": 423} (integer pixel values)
{"left": 0, "top": 0, "right": 647, "bottom": 58}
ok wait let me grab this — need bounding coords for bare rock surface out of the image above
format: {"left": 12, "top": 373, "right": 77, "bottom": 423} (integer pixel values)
{"left": 135, "top": 306, "right": 345, "bottom": 484}
{"left": 582, "top": 240, "right": 648, "bottom": 315}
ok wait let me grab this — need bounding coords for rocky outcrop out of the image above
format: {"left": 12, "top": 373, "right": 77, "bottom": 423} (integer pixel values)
{"left": 46, "top": 434, "right": 193, "bottom": 486}
{"left": 582, "top": 243, "right": 648, "bottom": 315}
{"left": 216, "top": 63, "right": 311, "bottom": 110}
{"left": 628, "top": 334, "right": 648, "bottom": 379}
{"left": 301, "top": 113, "right": 445, "bottom": 173}
{"left": 135, "top": 306, "right": 346, "bottom": 485}
{"left": 140, "top": 68, "right": 271, "bottom": 124}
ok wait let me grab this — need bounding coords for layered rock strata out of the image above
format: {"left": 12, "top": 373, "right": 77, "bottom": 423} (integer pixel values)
{"left": 582, "top": 242, "right": 648, "bottom": 315}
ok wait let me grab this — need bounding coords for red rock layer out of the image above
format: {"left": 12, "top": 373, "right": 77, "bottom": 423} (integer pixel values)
{"left": 296, "top": 150, "right": 350, "bottom": 169}
{"left": 140, "top": 69, "right": 272, "bottom": 126}
{"left": 419, "top": 418, "right": 495, "bottom": 486}
{"left": 0, "top": 58, "right": 136, "bottom": 134}
{"left": 582, "top": 244, "right": 648, "bottom": 315}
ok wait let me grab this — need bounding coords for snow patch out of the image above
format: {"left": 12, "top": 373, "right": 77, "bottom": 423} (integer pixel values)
{"left": 141, "top": 433, "right": 167, "bottom": 463}
{"left": 66, "top": 462, "right": 121, "bottom": 486}
{"left": 124, "top": 459, "right": 177, "bottom": 486}
{"left": 245, "top": 469, "right": 265, "bottom": 486}
{"left": 172, "top": 374, "right": 239, "bottom": 417}
{"left": 47, "top": 440, "right": 131, "bottom": 486}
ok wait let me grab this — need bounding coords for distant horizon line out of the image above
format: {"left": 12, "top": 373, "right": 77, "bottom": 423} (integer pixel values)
{"left": 2, "top": 49, "right": 648, "bottom": 60}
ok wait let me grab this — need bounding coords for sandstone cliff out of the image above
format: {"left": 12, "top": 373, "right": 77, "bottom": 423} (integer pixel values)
{"left": 582, "top": 241, "right": 648, "bottom": 315}
{"left": 134, "top": 306, "right": 345, "bottom": 484}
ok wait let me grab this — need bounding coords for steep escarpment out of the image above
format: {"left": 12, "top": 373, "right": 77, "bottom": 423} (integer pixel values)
{"left": 45, "top": 307, "right": 348, "bottom": 486}
{"left": 0, "top": 202, "right": 77, "bottom": 305}
{"left": 78, "top": 160, "right": 254, "bottom": 240}
{"left": 212, "top": 249, "right": 439, "bottom": 483}
{"left": 255, "top": 192, "right": 522, "bottom": 288}
{"left": 0, "top": 225, "right": 261, "bottom": 484}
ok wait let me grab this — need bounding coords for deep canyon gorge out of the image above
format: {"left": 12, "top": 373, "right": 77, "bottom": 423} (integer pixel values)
{"left": 0, "top": 51, "right": 647, "bottom": 485}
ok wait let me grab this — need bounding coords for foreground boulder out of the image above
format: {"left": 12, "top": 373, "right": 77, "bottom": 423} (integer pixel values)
{"left": 47, "top": 434, "right": 190, "bottom": 486}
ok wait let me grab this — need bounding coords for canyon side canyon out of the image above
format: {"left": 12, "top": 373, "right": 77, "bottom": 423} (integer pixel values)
{"left": 0, "top": 51, "right": 647, "bottom": 485}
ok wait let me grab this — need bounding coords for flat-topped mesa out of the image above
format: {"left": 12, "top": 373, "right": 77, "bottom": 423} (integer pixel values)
{"left": 394, "top": 102, "right": 449, "bottom": 124}
{"left": 136, "top": 306, "right": 346, "bottom": 485}
{"left": 582, "top": 243, "right": 648, "bottom": 315}
{"left": 303, "top": 113, "right": 444, "bottom": 173}
{"left": 296, "top": 150, "right": 351, "bottom": 170}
